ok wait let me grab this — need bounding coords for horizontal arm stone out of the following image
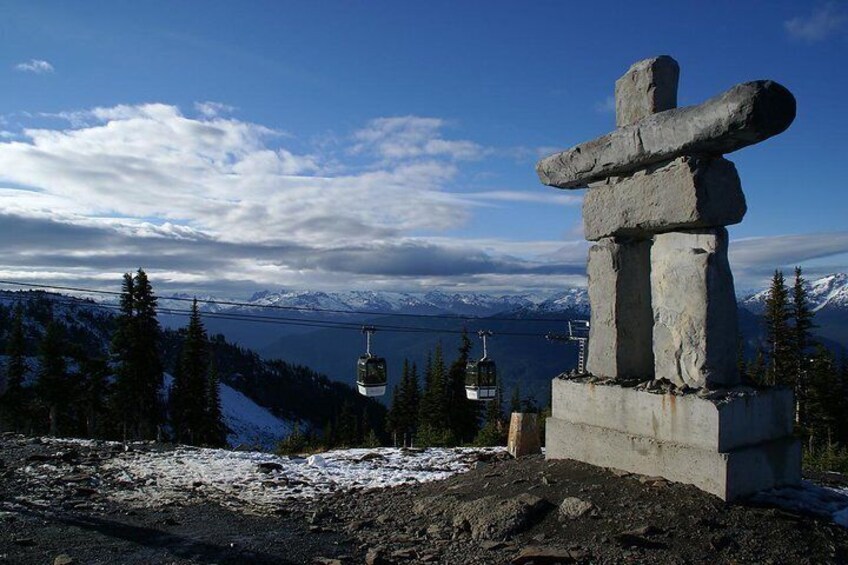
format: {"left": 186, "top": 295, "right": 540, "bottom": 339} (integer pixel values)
{"left": 537, "top": 80, "right": 795, "bottom": 189}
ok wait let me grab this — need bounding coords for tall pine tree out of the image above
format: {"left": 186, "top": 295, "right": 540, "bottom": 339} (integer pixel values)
{"left": 2, "top": 304, "right": 27, "bottom": 431}
{"left": 764, "top": 270, "right": 793, "bottom": 386}
{"left": 111, "top": 273, "right": 136, "bottom": 439}
{"left": 792, "top": 266, "right": 815, "bottom": 426}
{"left": 445, "top": 331, "right": 479, "bottom": 444}
{"left": 111, "top": 270, "right": 164, "bottom": 440}
{"left": 171, "top": 299, "right": 210, "bottom": 445}
{"left": 36, "top": 320, "right": 67, "bottom": 436}
{"left": 204, "top": 356, "right": 227, "bottom": 447}
{"left": 132, "top": 269, "right": 164, "bottom": 439}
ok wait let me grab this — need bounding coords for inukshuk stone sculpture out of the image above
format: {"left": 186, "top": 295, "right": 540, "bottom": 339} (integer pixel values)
{"left": 539, "top": 56, "right": 801, "bottom": 500}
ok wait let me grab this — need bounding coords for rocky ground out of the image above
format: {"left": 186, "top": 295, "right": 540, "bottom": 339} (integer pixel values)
{"left": 2, "top": 434, "right": 848, "bottom": 564}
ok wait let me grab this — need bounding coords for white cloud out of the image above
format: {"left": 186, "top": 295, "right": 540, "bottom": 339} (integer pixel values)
{"left": 194, "top": 101, "right": 236, "bottom": 118}
{"left": 0, "top": 104, "right": 584, "bottom": 293}
{"left": 785, "top": 3, "right": 847, "bottom": 41}
{"left": 461, "top": 190, "right": 582, "bottom": 207}
{"left": 352, "top": 116, "right": 484, "bottom": 162}
{"left": 14, "top": 59, "right": 54, "bottom": 74}
{"left": 730, "top": 231, "right": 848, "bottom": 288}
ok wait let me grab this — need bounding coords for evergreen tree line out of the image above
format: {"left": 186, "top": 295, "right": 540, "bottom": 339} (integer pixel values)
{"left": 746, "top": 267, "right": 848, "bottom": 467}
{"left": 385, "top": 334, "right": 537, "bottom": 448}
{"left": 277, "top": 333, "right": 541, "bottom": 455}
{"left": 0, "top": 270, "right": 225, "bottom": 447}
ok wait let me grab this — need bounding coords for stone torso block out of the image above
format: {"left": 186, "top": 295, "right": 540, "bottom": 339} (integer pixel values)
{"left": 583, "top": 155, "right": 746, "bottom": 241}
{"left": 651, "top": 228, "right": 739, "bottom": 388}
{"left": 586, "top": 237, "right": 654, "bottom": 380}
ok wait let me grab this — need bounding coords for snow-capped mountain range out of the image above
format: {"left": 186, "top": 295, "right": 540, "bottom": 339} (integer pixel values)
{"left": 172, "top": 273, "right": 848, "bottom": 320}
{"left": 169, "top": 288, "right": 591, "bottom": 318}
{"left": 740, "top": 273, "right": 848, "bottom": 314}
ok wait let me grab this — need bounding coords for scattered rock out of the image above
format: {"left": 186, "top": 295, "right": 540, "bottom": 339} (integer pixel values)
{"left": 307, "top": 454, "right": 327, "bottom": 468}
{"left": 357, "top": 452, "right": 385, "bottom": 462}
{"left": 75, "top": 486, "right": 97, "bottom": 497}
{"left": 257, "top": 462, "right": 283, "bottom": 473}
{"left": 365, "top": 547, "right": 387, "bottom": 565}
{"left": 615, "top": 527, "right": 668, "bottom": 550}
{"left": 347, "top": 518, "right": 374, "bottom": 532}
{"left": 452, "top": 494, "right": 551, "bottom": 540}
{"left": 710, "top": 534, "right": 738, "bottom": 552}
{"left": 426, "top": 524, "right": 445, "bottom": 539}
{"left": 390, "top": 547, "right": 417, "bottom": 559}
{"left": 58, "top": 449, "right": 80, "bottom": 463}
{"left": 511, "top": 546, "right": 578, "bottom": 564}
{"left": 558, "top": 497, "right": 594, "bottom": 520}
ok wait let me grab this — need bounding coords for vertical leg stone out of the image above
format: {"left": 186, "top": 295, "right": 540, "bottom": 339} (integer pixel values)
{"left": 651, "top": 228, "right": 739, "bottom": 388}
{"left": 586, "top": 237, "right": 654, "bottom": 380}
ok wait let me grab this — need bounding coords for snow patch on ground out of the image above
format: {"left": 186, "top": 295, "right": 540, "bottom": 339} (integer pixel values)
{"left": 753, "top": 480, "right": 848, "bottom": 527}
{"left": 26, "top": 439, "right": 502, "bottom": 514}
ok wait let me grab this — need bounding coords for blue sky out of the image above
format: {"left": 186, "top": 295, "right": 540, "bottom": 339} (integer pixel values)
{"left": 0, "top": 1, "right": 846, "bottom": 295}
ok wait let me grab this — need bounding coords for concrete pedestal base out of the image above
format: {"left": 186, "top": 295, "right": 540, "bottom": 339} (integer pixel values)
{"left": 545, "top": 377, "right": 801, "bottom": 501}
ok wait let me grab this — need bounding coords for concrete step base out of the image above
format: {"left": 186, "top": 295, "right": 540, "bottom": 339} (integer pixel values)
{"left": 546, "top": 417, "right": 801, "bottom": 501}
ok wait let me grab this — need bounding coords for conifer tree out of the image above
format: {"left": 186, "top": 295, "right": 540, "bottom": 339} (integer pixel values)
{"left": 764, "top": 270, "right": 793, "bottom": 386}
{"left": 111, "top": 269, "right": 164, "bottom": 440}
{"left": 111, "top": 273, "right": 136, "bottom": 438}
{"left": 171, "top": 299, "right": 209, "bottom": 444}
{"left": 132, "top": 269, "right": 164, "bottom": 439}
{"left": 36, "top": 321, "right": 67, "bottom": 436}
{"left": 418, "top": 344, "right": 451, "bottom": 445}
{"left": 77, "top": 354, "right": 110, "bottom": 439}
{"left": 804, "top": 345, "right": 841, "bottom": 449}
{"left": 386, "top": 360, "right": 410, "bottom": 446}
{"left": 445, "top": 331, "right": 478, "bottom": 444}
{"left": 2, "top": 304, "right": 27, "bottom": 431}
{"left": 404, "top": 362, "right": 421, "bottom": 446}
{"left": 792, "top": 266, "right": 816, "bottom": 425}
{"left": 335, "top": 400, "right": 358, "bottom": 447}
{"left": 204, "top": 356, "right": 226, "bottom": 447}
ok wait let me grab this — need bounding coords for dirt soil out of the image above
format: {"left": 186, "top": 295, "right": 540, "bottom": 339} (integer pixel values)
{"left": 2, "top": 434, "right": 848, "bottom": 564}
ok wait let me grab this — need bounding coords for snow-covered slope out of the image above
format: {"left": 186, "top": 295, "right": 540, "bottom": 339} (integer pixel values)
{"left": 218, "top": 382, "right": 295, "bottom": 449}
{"left": 740, "top": 273, "right": 848, "bottom": 314}
{"left": 163, "top": 373, "right": 294, "bottom": 450}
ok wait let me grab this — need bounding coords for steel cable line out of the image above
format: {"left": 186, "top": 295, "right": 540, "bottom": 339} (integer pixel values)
{"left": 0, "top": 279, "right": 577, "bottom": 323}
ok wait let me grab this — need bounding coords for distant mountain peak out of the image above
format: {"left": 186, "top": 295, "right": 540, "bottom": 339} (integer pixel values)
{"left": 740, "top": 272, "right": 848, "bottom": 313}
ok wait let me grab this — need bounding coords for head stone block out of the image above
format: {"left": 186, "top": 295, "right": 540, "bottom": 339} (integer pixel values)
{"left": 615, "top": 55, "right": 680, "bottom": 127}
